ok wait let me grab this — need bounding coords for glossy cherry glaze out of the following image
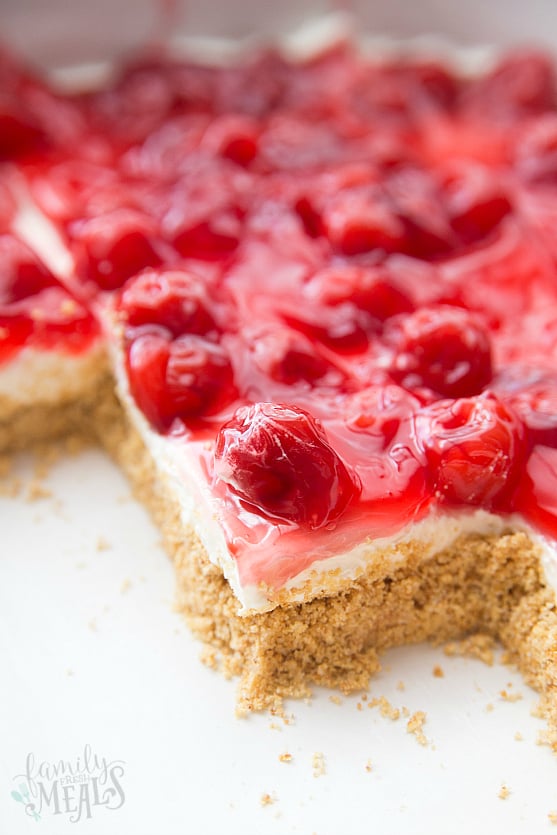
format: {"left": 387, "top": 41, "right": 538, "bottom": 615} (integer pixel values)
{"left": 4, "top": 45, "right": 557, "bottom": 587}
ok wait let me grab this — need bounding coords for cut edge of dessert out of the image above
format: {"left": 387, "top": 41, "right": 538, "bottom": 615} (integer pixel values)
{"left": 1, "top": 23, "right": 557, "bottom": 733}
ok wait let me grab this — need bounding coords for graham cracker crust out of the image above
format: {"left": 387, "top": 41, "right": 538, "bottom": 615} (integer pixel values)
{"left": 92, "top": 382, "right": 557, "bottom": 730}
{"left": 4, "top": 372, "right": 557, "bottom": 734}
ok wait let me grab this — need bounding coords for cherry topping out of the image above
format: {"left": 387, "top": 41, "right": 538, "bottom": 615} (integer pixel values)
{"left": 441, "top": 164, "right": 512, "bottom": 244}
{"left": 321, "top": 185, "right": 407, "bottom": 256}
{"left": 0, "top": 98, "right": 43, "bottom": 160}
{"left": 214, "top": 402, "right": 359, "bottom": 528}
{"left": 0, "top": 234, "right": 98, "bottom": 362}
{"left": 245, "top": 324, "right": 339, "bottom": 388}
{"left": 0, "top": 181, "right": 16, "bottom": 231}
{"left": 71, "top": 210, "right": 163, "bottom": 292}
{"left": 305, "top": 265, "right": 414, "bottom": 322}
{"left": 0, "top": 234, "right": 56, "bottom": 303}
{"left": 493, "top": 367, "right": 557, "bottom": 449}
{"left": 464, "top": 51, "right": 556, "bottom": 119}
{"left": 415, "top": 394, "right": 524, "bottom": 508}
{"left": 513, "top": 445, "right": 557, "bottom": 538}
{"left": 387, "top": 305, "right": 493, "bottom": 398}
{"left": 126, "top": 330, "right": 236, "bottom": 432}
{"left": 119, "top": 268, "right": 216, "bottom": 336}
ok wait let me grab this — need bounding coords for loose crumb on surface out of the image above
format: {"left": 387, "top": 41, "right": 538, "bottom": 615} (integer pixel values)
{"left": 548, "top": 811, "right": 557, "bottom": 825}
{"left": 368, "top": 696, "right": 400, "bottom": 721}
{"left": 406, "top": 711, "right": 427, "bottom": 746}
{"left": 500, "top": 689, "right": 523, "bottom": 703}
{"left": 443, "top": 633, "right": 495, "bottom": 665}
{"left": 364, "top": 759, "right": 373, "bottom": 773}
{"left": 329, "top": 695, "right": 342, "bottom": 705}
{"left": 260, "top": 793, "right": 276, "bottom": 807}
{"left": 433, "top": 665, "right": 444, "bottom": 678}
{"left": 498, "top": 784, "right": 510, "bottom": 800}
{"left": 312, "top": 752, "right": 326, "bottom": 777}
{"left": 486, "top": 703, "right": 494, "bottom": 713}
{"left": 514, "top": 731, "right": 523, "bottom": 741}
{"left": 25, "top": 478, "right": 51, "bottom": 501}
{"left": 396, "top": 680, "right": 405, "bottom": 692}
{"left": 88, "top": 618, "right": 97, "bottom": 632}
{"left": 96, "top": 536, "right": 111, "bottom": 552}
{"left": 278, "top": 752, "right": 292, "bottom": 763}
{"left": 120, "top": 578, "right": 133, "bottom": 594}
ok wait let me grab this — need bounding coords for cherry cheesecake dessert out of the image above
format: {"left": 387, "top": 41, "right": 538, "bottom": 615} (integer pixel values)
{"left": 2, "top": 39, "right": 557, "bottom": 721}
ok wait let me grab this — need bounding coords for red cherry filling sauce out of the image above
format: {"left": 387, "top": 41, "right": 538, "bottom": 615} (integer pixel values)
{"left": 0, "top": 234, "right": 99, "bottom": 364}
{"left": 7, "top": 46, "right": 557, "bottom": 589}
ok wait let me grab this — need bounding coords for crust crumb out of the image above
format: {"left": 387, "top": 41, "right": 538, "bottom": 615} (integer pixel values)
{"left": 260, "top": 792, "right": 276, "bottom": 806}
{"left": 499, "top": 689, "right": 522, "bottom": 703}
{"left": 312, "top": 752, "right": 326, "bottom": 777}
{"left": 396, "top": 681, "right": 406, "bottom": 692}
{"left": 120, "top": 578, "right": 133, "bottom": 594}
{"left": 329, "top": 695, "right": 342, "bottom": 706}
{"left": 514, "top": 731, "right": 523, "bottom": 741}
{"left": 368, "top": 696, "right": 400, "bottom": 721}
{"left": 498, "top": 784, "right": 510, "bottom": 800}
{"left": 96, "top": 536, "right": 111, "bottom": 552}
{"left": 364, "top": 759, "right": 373, "bottom": 773}
{"left": 406, "top": 711, "right": 427, "bottom": 746}
{"left": 548, "top": 811, "right": 557, "bottom": 825}
{"left": 278, "top": 752, "right": 292, "bottom": 763}
{"left": 443, "top": 634, "right": 495, "bottom": 665}
{"left": 25, "top": 478, "right": 51, "bottom": 501}
{"left": 486, "top": 703, "right": 494, "bottom": 713}
{"left": 432, "top": 665, "right": 444, "bottom": 678}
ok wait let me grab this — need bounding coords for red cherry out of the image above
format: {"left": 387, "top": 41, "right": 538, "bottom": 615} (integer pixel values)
{"left": 214, "top": 402, "right": 359, "bottom": 528}
{"left": 165, "top": 334, "right": 236, "bottom": 421}
{"left": 71, "top": 210, "right": 163, "bottom": 292}
{"left": 0, "top": 234, "right": 57, "bottom": 303}
{"left": 119, "top": 268, "right": 216, "bottom": 336}
{"left": 344, "top": 384, "right": 422, "bottom": 450}
{"left": 202, "top": 115, "right": 259, "bottom": 166}
{"left": 0, "top": 181, "right": 16, "bottom": 231}
{"left": 245, "top": 324, "right": 339, "bottom": 388}
{"left": 441, "top": 164, "right": 512, "bottom": 244}
{"left": 493, "top": 367, "right": 557, "bottom": 449}
{"left": 415, "top": 394, "right": 524, "bottom": 508}
{"left": 388, "top": 305, "right": 493, "bottom": 398}
{"left": 0, "top": 98, "right": 43, "bottom": 160}
{"left": 464, "top": 51, "right": 556, "bottom": 120}
{"left": 321, "top": 185, "right": 407, "bottom": 256}
{"left": 514, "top": 445, "right": 557, "bottom": 538}
{"left": 305, "top": 265, "right": 414, "bottom": 322}
{"left": 126, "top": 330, "right": 236, "bottom": 432}
{"left": 513, "top": 115, "right": 557, "bottom": 186}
